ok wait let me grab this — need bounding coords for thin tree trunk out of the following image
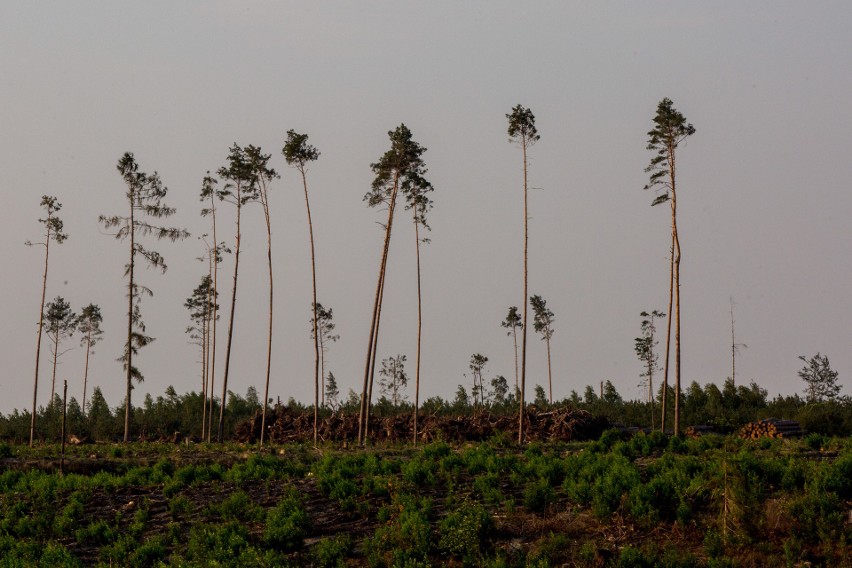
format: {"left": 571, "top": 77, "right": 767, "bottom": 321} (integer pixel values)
{"left": 519, "top": 140, "right": 529, "bottom": 445}
{"left": 661, "top": 241, "right": 674, "bottom": 433}
{"left": 365, "top": 270, "right": 387, "bottom": 445}
{"left": 319, "top": 327, "right": 326, "bottom": 406}
{"left": 30, "top": 218, "right": 51, "bottom": 447}
{"left": 260, "top": 181, "right": 274, "bottom": 449}
{"left": 358, "top": 175, "right": 400, "bottom": 445}
{"left": 545, "top": 334, "right": 553, "bottom": 404}
{"left": 672, "top": 196, "right": 682, "bottom": 437}
{"left": 50, "top": 334, "right": 59, "bottom": 404}
{"left": 200, "top": 279, "right": 209, "bottom": 440}
{"left": 218, "top": 187, "right": 242, "bottom": 443}
{"left": 124, "top": 198, "right": 136, "bottom": 443}
{"left": 730, "top": 299, "right": 736, "bottom": 388}
{"left": 512, "top": 325, "right": 519, "bottom": 396}
{"left": 299, "top": 166, "right": 320, "bottom": 449}
{"left": 60, "top": 380, "right": 67, "bottom": 474}
{"left": 207, "top": 196, "right": 218, "bottom": 442}
{"left": 82, "top": 330, "right": 92, "bottom": 415}
{"left": 413, "top": 211, "right": 423, "bottom": 446}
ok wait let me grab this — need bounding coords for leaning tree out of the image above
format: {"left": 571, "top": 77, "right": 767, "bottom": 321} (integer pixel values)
{"left": 76, "top": 303, "right": 104, "bottom": 414}
{"left": 358, "top": 124, "right": 429, "bottom": 446}
{"left": 99, "top": 152, "right": 189, "bottom": 442}
{"left": 26, "top": 195, "right": 67, "bottom": 446}
{"left": 643, "top": 97, "right": 695, "bottom": 436}
{"left": 215, "top": 144, "right": 259, "bottom": 442}
{"left": 245, "top": 145, "right": 279, "bottom": 448}
{"left": 282, "top": 130, "right": 322, "bottom": 447}
{"left": 507, "top": 104, "right": 540, "bottom": 443}
{"left": 199, "top": 174, "right": 229, "bottom": 442}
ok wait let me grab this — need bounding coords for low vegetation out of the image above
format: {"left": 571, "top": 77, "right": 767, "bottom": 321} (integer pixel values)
{"left": 0, "top": 433, "right": 849, "bottom": 566}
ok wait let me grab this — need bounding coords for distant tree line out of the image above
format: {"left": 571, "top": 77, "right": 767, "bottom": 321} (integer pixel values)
{"left": 3, "top": 372, "right": 849, "bottom": 444}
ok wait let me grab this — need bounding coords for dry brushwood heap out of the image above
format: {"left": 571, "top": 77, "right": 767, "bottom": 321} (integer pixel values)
{"left": 234, "top": 405, "right": 610, "bottom": 444}
{"left": 738, "top": 418, "right": 803, "bottom": 440}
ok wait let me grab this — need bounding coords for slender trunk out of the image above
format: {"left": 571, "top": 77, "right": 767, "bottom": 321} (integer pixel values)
{"left": 359, "top": 175, "right": 400, "bottom": 445}
{"left": 647, "top": 331, "right": 655, "bottom": 429}
{"left": 124, "top": 200, "right": 135, "bottom": 443}
{"left": 260, "top": 182, "right": 274, "bottom": 448}
{"left": 545, "top": 333, "right": 553, "bottom": 404}
{"left": 512, "top": 325, "right": 519, "bottom": 396}
{"left": 200, "top": 284, "right": 209, "bottom": 440}
{"left": 413, "top": 209, "right": 423, "bottom": 446}
{"left": 319, "top": 328, "right": 326, "bottom": 406}
{"left": 60, "top": 380, "right": 67, "bottom": 474}
{"left": 300, "top": 167, "right": 321, "bottom": 449}
{"left": 82, "top": 331, "right": 92, "bottom": 414}
{"left": 519, "top": 140, "right": 529, "bottom": 444}
{"left": 365, "top": 271, "right": 387, "bottom": 444}
{"left": 730, "top": 301, "right": 736, "bottom": 388}
{"left": 207, "top": 197, "right": 218, "bottom": 442}
{"left": 218, "top": 186, "right": 242, "bottom": 443}
{"left": 50, "top": 333, "right": 59, "bottom": 403}
{"left": 672, "top": 199, "right": 682, "bottom": 437}
{"left": 662, "top": 241, "right": 674, "bottom": 433}
{"left": 30, "top": 218, "right": 51, "bottom": 447}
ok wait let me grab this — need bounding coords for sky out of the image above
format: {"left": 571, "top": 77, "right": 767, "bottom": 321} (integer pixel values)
{"left": 1, "top": 1, "right": 851, "bottom": 416}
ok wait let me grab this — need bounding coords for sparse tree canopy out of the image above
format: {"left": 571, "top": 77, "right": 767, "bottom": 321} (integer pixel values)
{"left": 507, "top": 104, "right": 540, "bottom": 444}
{"left": 44, "top": 296, "right": 77, "bottom": 403}
{"left": 77, "top": 303, "right": 104, "bottom": 414}
{"left": 507, "top": 104, "right": 541, "bottom": 146}
{"left": 530, "top": 294, "right": 556, "bottom": 404}
{"left": 99, "top": 152, "right": 189, "bottom": 442}
{"left": 28, "top": 195, "right": 68, "bottom": 447}
{"left": 643, "top": 98, "right": 694, "bottom": 437}
{"left": 798, "top": 353, "right": 841, "bottom": 403}
{"left": 379, "top": 355, "right": 408, "bottom": 407}
{"left": 644, "top": 98, "right": 696, "bottom": 206}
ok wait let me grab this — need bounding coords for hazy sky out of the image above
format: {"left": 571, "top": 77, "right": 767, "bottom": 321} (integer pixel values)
{"left": 2, "top": 2, "right": 851, "bottom": 416}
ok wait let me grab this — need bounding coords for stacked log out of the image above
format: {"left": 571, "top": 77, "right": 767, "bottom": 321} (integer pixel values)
{"left": 685, "top": 425, "right": 716, "bottom": 439}
{"left": 738, "top": 418, "right": 803, "bottom": 440}
{"left": 234, "top": 406, "right": 610, "bottom": 444}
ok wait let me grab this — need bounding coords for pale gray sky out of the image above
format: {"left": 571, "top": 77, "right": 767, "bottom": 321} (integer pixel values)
{"left": 2, "top": 2, "right": 851, "bottom": 415}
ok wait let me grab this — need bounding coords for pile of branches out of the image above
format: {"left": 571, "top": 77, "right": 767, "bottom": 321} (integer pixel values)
{"left": 738, "top": 418, "right": 803, "bottom": 440}
{"left": 234, "top": 406, "right": 610, "bottom": 445}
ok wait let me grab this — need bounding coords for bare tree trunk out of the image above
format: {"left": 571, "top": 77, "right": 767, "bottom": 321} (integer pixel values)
{"left": 30, "top": 219, "right": 52, "bottom": 447}
{"left": 661, "top": 241, "right": 674, "bottom": 433}
{"left": 730, "top": 298, "right": 736, "bottom": 388}
{"left": 512, "top": 325, "right": 519, "bottom": 396}
{"left": 545, "top": 334, "right": 553, "bottom": 404}
{"left": 50, "top": 334, "right": 59, "bottom": 404}
{"left": 60, "top": 380, "right": 67, "bottom": 474}
{"left": 364, "top": 271, "right": 387, "bottom": 445}
{"left": 124, "top": 199, "right": 136, "bottom": 443}
{"left": 413, "top": 211, "right": 423, "bottom": 446}
{"left": 358, "top": 175, "right": 400, "bottom": 445}
{"left": 82, "top": 330, "right": 92, "bottom": 415}
{"left": 207, "top": 197, "right": 218, "bottom": 443}
{"left": 519, "top": 141, "right": 529, "bottom": 444}
{"left": 298, "top": 166, "right": 320, "bottom": 449}
{"left": 672, "top": 195, "right": 682, "bottom": 437}
{"left": 648, "top": 345, "right": 654, "bottom": 429}
{"left": 218, "top": 187, "right": 242, "bottom": 443}
{"left": 260, "top": 182, "right": 274, "bottom": 449}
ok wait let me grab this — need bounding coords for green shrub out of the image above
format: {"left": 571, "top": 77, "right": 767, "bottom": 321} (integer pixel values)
{"left": 524, "top": 478, "right": 555, "bottom": 515}
{"left": 76, "top": 519, "right": 117, "bottom": 545}
{"left": 438, "top": 502, "right": 493, "bottom": 563}
{"left": 264, "top": 495, "right": 310, "bottom": 551}
{"left": 312, "top": 534, "right": 351, "bottom": 568}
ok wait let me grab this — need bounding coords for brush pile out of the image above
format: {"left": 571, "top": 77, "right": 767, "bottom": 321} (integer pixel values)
{"left": 738, "top": 418, "right": 803, "bottom": 440}
{"left": 234, "top": 405, "right": 610, "bottom": 444}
